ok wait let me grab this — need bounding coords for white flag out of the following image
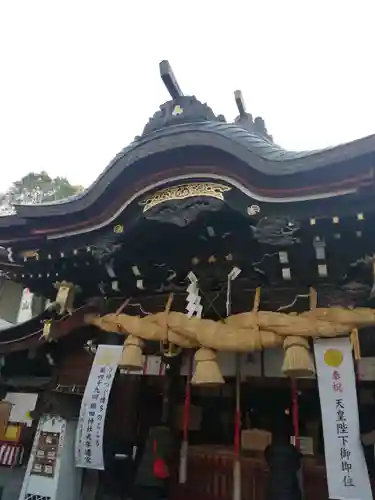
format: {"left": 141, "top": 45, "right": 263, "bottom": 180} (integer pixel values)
{"left": 75, "top": 345, "right": 122, "bottom": 470}
{"left": 314, "top": 337, "right": 372, "bottom": 500}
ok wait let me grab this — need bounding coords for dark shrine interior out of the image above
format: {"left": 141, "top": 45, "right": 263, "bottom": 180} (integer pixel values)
{"left": 4, "top": 195, "right": 375, "bottom": 385}
{"left": 10, "top": 198, "right": 375, "bottom": 314}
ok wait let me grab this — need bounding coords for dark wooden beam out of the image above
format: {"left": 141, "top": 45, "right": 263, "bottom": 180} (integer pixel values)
{"left": 159, "top": 60, "right": 183, "bottom": 98}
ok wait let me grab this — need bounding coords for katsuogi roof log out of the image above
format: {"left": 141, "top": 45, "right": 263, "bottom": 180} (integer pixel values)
{"left": 85, "top": 306, "right": 375, "bottom": 353}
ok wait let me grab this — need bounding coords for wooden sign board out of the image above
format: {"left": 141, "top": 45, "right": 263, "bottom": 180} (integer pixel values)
{"left": 31, "top": 431, "right": 60, "bottom": 478}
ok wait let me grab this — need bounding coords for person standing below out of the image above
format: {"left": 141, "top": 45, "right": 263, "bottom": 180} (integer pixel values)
{"left": 134, "top": 423, "right": 174, "bottom": 500}
{"left": 264, "top": 430, "right": 302, "bottom": 500}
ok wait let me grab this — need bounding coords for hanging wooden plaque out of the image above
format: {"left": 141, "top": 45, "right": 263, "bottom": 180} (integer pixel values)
{"left": 31, "top": 431, "right": 60, "bottom": 478}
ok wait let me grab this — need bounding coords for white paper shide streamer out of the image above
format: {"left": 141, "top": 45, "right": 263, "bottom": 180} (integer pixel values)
{"left": 185, "top": 271, "right": 203, "bottom": 319}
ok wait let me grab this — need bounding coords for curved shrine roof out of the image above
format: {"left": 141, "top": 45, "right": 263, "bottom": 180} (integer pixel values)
{"left": 1, "top": 60, "right": 375, "bottom": 232}
{"left": 1, "top": 62, "right": 375, "bottom": 355}
{"left": 6, "top": 121, "right": 375, "bottom": 221}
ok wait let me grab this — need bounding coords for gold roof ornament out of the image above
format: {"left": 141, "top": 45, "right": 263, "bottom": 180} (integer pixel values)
{"left": 53, "top": 281, "right": 79, "bottom": 315}
{"left": 21, "top": 249, "right": 39, "bottom": 260}
{"left": 41, "top": 319, "right": 53, "bottom": 342}
{"left": 172, "top": 104, "right": 184, "bottom": 116}
{"left": 141, "top": 182, "right": 231, "bottom": 213}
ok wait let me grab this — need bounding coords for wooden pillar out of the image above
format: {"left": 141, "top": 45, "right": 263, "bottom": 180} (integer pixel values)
{"left": 107, "top": 375, "right": 141, "bottom": 443}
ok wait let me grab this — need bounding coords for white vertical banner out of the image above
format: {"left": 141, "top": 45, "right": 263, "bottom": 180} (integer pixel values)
{"left": 16, "top": 288, "right": 33, "bottom": 323}
{"left": 75, "top": 345, "right": 122, "bottom": 470}
{"left": 314, "top": 337, "right": 372, "bottom": 500}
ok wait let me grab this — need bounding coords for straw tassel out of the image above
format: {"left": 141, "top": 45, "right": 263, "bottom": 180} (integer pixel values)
{"left": 282, "top": 288, "right": 316, "bottom": 378}
{"left": 191, "top": 347, "right": 224, "bottom": 385}
{"left": 117, "top": 298, "right": 145, "bottom": 371}
{"left": 190, "top": 278, "right": 224, "bottom": 385}
{"left": 119, "top": 335, "right": 144, "bottom": 371}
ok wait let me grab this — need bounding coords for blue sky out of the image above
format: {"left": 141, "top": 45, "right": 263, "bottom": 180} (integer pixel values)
{"left": 0, "top": 1, "right": 374, "bottom": 191}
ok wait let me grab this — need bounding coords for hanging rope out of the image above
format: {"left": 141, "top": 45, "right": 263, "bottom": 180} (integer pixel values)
{"left": 179, "top": 275, "right": 200, "bottom": 484}
{"left": 160, "top": 294, "right": 175, "bottom": 424}
{"left": 179, "top": 351, "right": 193, "bottom": 484}
{"left": 226, "top": 268, "right": 242, "bottom": 500}
{"left": 291, "top": 379, "right": 300, "bottom": 451}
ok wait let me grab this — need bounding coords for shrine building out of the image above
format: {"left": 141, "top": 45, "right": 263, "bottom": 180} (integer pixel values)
{"left": 0, "top": 61, "right": 375, "bottom": 500}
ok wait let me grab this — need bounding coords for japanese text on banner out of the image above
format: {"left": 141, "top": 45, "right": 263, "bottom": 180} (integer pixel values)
{"left": 332, "top": 369, "right": 355, "bottom": 488}
{"left": 314, "top": 337, "right": 372, "bottom": 500}
{"left": 75, "top": 345, "right": 122, "bottom": 470}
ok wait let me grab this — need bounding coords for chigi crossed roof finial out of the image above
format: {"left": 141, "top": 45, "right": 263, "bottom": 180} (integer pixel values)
{"left": 233, "top": 89, "right": 273, "bottom": 142}
{"left": 234, "top": 89, "right": 247, "bottom": 117}
{"left": 159, "top": 60, "right": 184, "bottom": 99}
{"left": 141, "top": 60, "right": 217, "bottom": 135}
{"left": 140, "top": 61, "right": 270, "bottom": 140}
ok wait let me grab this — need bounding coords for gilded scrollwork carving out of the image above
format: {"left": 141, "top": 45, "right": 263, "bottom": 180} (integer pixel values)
{"left": 141, "top": 182, "right": 231, "bottom": 213}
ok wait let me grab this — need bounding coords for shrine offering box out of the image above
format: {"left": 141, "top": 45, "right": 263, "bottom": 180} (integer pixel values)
{"left": 174, "top": 404, "right": 202, "bottom": 431}
{"left": 305, "top": 421, "right": 320, "bottom": 454}
{"left": 291, "top": 436, "right": 314, "bottom": 455}
{"left": 300, "top": 436, "right": 314, "bottom": 455}
{"left": 241, "top": 429, "right": 272, "bottom": 451}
